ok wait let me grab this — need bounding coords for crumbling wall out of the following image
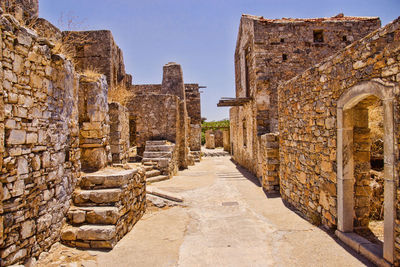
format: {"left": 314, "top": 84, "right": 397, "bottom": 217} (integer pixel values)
{"left": 130, "top": 84, "right": 162, "bottom": 95}
{"left": 0, "top": 14, "right": 80, "bottom": 265}
{"left": 78, "top": 75, "right": 111, "bottom": 172}
{"left": 62, "top": 30, "right": 131, "bottom": 89}
{"left": 31, "top": 18, "right": 62, "bottom": 43}
{"left": 278, "top": 17, "right": 400, "bottom": 234}
{"left": 1, "top": 0, "right": 38, "bottom": 24}
{"left": 109, "top": 102, "right": 130, "bottom": 164}
{"left": 127, "top": 95, "right": 180, "bottom": 155}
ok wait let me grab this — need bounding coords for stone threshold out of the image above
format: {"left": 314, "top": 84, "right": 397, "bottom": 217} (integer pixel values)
{"left": 335, "top": 230, "right": 391, "bottom": 267}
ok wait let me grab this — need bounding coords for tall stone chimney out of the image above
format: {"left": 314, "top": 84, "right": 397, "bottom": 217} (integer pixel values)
{"left": 161, "top": 62, "right": 186, "bottom": 100}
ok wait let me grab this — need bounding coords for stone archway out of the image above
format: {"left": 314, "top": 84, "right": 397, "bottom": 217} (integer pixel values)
{"left": 337, "top": 80, "right": 397, "bottom": 263}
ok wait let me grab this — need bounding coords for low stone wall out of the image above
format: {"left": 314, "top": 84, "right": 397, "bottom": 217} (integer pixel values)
{"left": 109, "top": 102, "right": 129, "bottom": 164}
{"left": 78, "top": 75, "right": 111, "bottom": 172}
{"left": 260, "top": 133, "right": 279, "bottom": 192}
{"left": 0, "top": 14, "right": 80, "bottom": 265}
{"left": 62, "top": 167, "right": 146, "bottom": 249}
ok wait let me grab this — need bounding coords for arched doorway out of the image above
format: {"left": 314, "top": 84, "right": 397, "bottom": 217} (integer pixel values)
{"left": 337, "top": 80, "right": 397, "bottom": 263}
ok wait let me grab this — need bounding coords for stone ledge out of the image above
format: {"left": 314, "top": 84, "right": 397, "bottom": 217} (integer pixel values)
{"left": 335, "top": 230, "right": 391, "bottom": 267}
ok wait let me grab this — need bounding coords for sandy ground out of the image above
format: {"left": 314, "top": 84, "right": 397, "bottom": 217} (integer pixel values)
{"left": 37, "top": 156, "right": 374, "bottom": 267}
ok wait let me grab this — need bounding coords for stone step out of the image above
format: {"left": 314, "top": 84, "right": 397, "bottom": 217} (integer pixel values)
{"left": 147, "top": 186, "right": 184, "bottom": 202}
{"left": 145, "top": 145, "right": 175, "bottom": 152}
{"left": 147, "top": 175, "right": 169, "bottom": 183}
{"left": 146, "top": 140, "right": 168, "bottom": 146}
{"left": 144, "top": 165, "right": 153, "bottom": 171}
{"left": 61, "top": 225, "right": 117, "bottom": 249}
{"left": 146, "top": 169, "right": 161, "bottom": 178}
{"left": 80, "top": 169, "right": 136, "bottom": 189}
{"left": 67, "top": 206, "right": 120, "bottom": 225}
{"left": 143, "top": 151, "right": 172, "bottom": 159}
{"left": 142, "top": 158, "right": 170, "bottom": 164}
{"left": 73, "top": 188, "right": 122, "bottom": 206}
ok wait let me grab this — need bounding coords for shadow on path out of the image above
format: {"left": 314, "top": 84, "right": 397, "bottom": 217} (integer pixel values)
{"left": 228, "top": 156, "right": 375, "bottom": 267}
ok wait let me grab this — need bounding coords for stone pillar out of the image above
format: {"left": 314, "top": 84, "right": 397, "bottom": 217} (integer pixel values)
{"left": 205, "top": 131, "right": 215, "bottom": 149}
{"left": 223, "top": 130, "right": 230, "bottom": 152}
{"left": 79, "top": 75, "right": 111, "bottom": 172}
{"left": 161, "top": 62, "right": 185, "bottom": 99}
{"left": 260, "top": 133, "right": 280, "bottom": 192}
{"left": 161, "top": 62, "right": 189, "bottom": 169}
{"left": 109, "top": 102, "right": 130, "bottom": 164}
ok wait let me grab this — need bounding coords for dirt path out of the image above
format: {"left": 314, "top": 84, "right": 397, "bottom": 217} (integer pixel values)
{"left": 38, "top": 156, "right": 373, "bottom": 267}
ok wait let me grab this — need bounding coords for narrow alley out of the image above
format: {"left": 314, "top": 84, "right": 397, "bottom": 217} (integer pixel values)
{"left": 38, "top": 155, "right": 373, "bottom": 267}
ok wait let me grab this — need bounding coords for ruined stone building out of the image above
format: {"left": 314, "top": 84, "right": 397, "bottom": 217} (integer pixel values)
{"left": 220, "top": 14, "right": 380, "bottom": 183}
{"left": 220, "top": 13, "right": 400, "bottom": 266}
{"left": 129, "top": 75, "right": 202, "bottom": 166}
{"left": 0, "top": 0, "right": 202, "bottom": 265}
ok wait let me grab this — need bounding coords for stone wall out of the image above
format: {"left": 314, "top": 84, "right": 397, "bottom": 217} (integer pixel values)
{"left": 230, "top": 104, "right": 259, "bottom": 175}
{"left": 230, "top": 14, "right": 381, "bottom": 179}
{"left": 278, "top": 17, "right": 400, "bottom": 262}
{"left": 0, "top": 14, "right": 80, "bottom": 265}
{"left": 78, "top": 75, "right": 111, "bottom": 172}
{"left": 1, "top": 0, "right": 39, "bottom": 24}
{"left": 62, "top": 30, "right": 132, "bottom": 89}
{"left": 185, "top": 84, "right": 201, "bottom": 151}
{"left": 130, "top": 83, "right": 202, "bottom": 154}
{"left": 127, "top": 94, "right": 180, "bottom": 156}
{"left": 260, "top": 133, "right": 279, "bottom": 192}
{"left": 130, "top": 84, "right": 161, "bottom": 95}
{"left": 109, "top": 102, "right": 130, "bottom": 164}
{"left": 127, "top": 63, "right": 190, "bottom": 169}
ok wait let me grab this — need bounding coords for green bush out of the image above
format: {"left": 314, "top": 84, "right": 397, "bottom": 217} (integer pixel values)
{"left": 201, "top": 119, "right": 230, "bottom": 145}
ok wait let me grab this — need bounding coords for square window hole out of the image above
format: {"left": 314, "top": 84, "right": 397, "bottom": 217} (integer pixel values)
{"left": 313, "top": 30, "right": 324, "bottom": 43}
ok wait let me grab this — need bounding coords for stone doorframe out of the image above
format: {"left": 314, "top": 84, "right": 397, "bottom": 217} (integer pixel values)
{"left": 337, "top": 80, "right": 397, "bottom": 263}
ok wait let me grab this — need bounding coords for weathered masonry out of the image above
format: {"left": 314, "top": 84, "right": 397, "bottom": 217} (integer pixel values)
{"left": 220, "top": 12, "right": 400, "bottom": 266}
{"left": 278, "top": 18, "right": 400, "bottom": 265}
{"left": 0, "top": 1, "right": 202, "bottom": 265}
{"left": 220, "top": 14, "right": 380, "bottom": 180}
{"left": 129, "top": 73, "right": 203, "bottom": 165}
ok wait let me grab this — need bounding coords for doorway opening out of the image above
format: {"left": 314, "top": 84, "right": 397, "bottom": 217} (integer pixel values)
{"left": 337, "top": 80, "right": 396, "bottom": 264}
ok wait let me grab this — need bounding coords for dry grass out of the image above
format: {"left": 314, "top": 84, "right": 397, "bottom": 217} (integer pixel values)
{"left": 108, "top": 83, "right": 132, "bottom": 106}
{"left": 51, "top": 13, "right": 90, "bottom": 62}
{"left": 81, "top": 66, "right": 102, "bottom": 80}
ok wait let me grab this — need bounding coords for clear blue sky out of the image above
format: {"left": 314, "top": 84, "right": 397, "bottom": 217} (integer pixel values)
{"left": 39, "top": 0, "right": 399, "bottom": 121}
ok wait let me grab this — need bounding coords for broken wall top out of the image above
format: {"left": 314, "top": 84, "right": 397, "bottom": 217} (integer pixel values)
{"left": 62, "top": 30, "right": 131, "bottom": 89}
{"left": 1, "top": 0, "right": 38, "bottom": 24}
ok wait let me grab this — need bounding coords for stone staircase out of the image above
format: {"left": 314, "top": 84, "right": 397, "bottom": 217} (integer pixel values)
{"left": 60, "top": 167, "right": 146, "bottom": 249}
{"left": 142, "top": 140, "right": 177, "bottom": 180}
{"left": 143, "top": 162, "right": 169, "bottom": 183}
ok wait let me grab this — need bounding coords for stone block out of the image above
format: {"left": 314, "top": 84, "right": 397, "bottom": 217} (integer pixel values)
{"left": 81, "top": 147, "right": 107, "bottom": 172}
{"left": 7, "top": 129, "right": 26, "bottom": 144}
